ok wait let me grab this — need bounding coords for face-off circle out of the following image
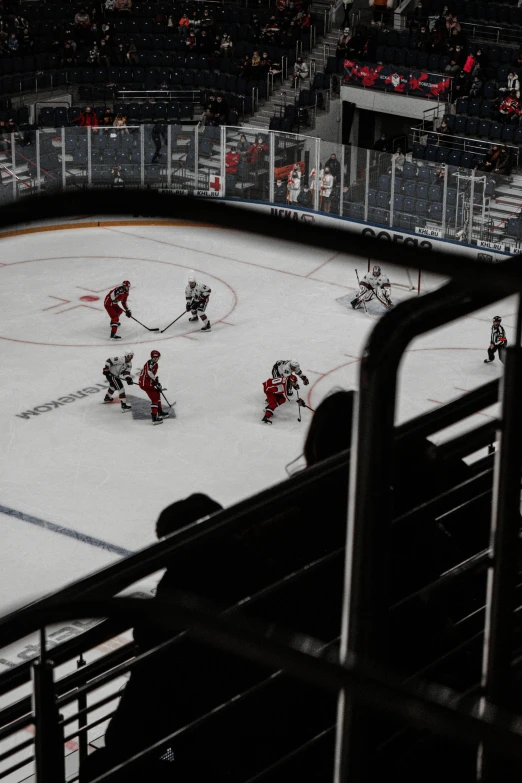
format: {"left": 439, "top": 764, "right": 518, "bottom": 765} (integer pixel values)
{"left": 0, "top": 255, "right": 238, "bottom": 347}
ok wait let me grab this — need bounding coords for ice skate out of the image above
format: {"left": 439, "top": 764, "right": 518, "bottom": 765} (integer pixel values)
{"left": 189, "top": 315, "right": 199, "bottom": 322}
{"left": 262, "top": 415, "right": 272, "bottom": 424}
{"left": 104, "top": 394, "right": 113, "bottom": 403}
{"left": 110, "top": 333, "right": 121, "bottom": 339}
{"left": 121, "top": 402, "right": 132, "bottom": 411}
{"left": 201, "top": 321, "right": 211, "bottom": 331}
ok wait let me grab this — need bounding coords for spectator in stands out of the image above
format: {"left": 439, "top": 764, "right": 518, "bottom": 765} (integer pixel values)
{"left": 391, "top": 147, "right": 405, "bottom": 171}
{"left": 452, "top": 70, "right": 470, "bottom": 102}
{"left": 166, "top": 14, "right": 175, "bottom": 33}
{"left": 190, "top": 10, "right": 201, "bottom": 30}
{"left": 437, "top": 118, "right": 451, "bottom": 147}
{"left": 20, "top": 26, "right": 33, "bottom": 54}
{"left": 115, "top": 0, "right": 132, "bottom": 14}
{"left": 449, "top": 44, "right": 466, "bottom": 70}
{"left": 336, "top": 29, "right": 351, "bottom": 58}
{"left": 185, "top": 28, "right": 197, "bottom": 51}
{"left": 219, "top": 32, "right": 233, "bottom": 57}
{"left": 297, "top": 182, "right": 313, "bottom": 208}
{"left": 373, "top": 132, "right": 389, "bottom": 152}
{"left": 200, "top": 8, "right": 214, "bottom": 31}
{"left": 498, "top": 91, "right": 520, "bottom": 123}
{"left": 111, "top": 163, "right": 124, "bottom": 188}
{"left": 88, "top": 22, "right": 101, "bottom": 44}
{"left": 287, "top": 164, "right": 301, "bottom": 203}
{"left": 237, "top": 133, "right": 249, "bottom": 161}
{"left": 98, "top": 36, "right": 111, "bottom": 66}
{"left": 113, "top": 112, "right": 128, "bottom": 132}
{"left": 73, "top": 107, "right": 99, "bottom": 127}
{"left": 495, "top": 146, "right": 514, "bottom": 178}
{"left": 74, "top": 9, "right": 91, "bottom": 27}
{"left": 210, "top": 94, "right": 228, "bottom": 125}
{"left": 274, "top": 177, "right": 287, "bottom": 203}
{"left": 7, "top": 32, "right": 18, "bottom": 54}
{"left": 445, "top": 57, "right": 459, "bottom": 75}
{"left": 226, "top": 146, "right": 240, "bottom": 175}
{"left": 87, "top": 43, "right": 100, "bottom": 63}
{"left": 102, "top": 108, "right": 114, "bottom": 126}
{"left": 320, "top": 166, "right": 334, "bottom": 213}
{"left": 178, "top": 12, "right": 190, "bottom": 38}
{"left": 468, "top": 74, "right": 483, "bottom": 99}
{"left": 293, "top": 57, "right": 309, "bottom": 87}
{"left": 105, "top": 0, "right": 116, "bottom": 13}
{"left": 341, "top": 0, "right": 353, "bottom": 29}
{"left": 414, "top": 24, "right": 430, "bottom": 52}
{"left": 474, "top": 48, "right": 491, "bottom": 79}
{"left": 499, "top": 71, "right": 521, "bottom": 99}
{"left": 481, "top": 145, "right": 501, "bottom": 173}
{"left": 325, "top": 152, "right": 341, "bottom": 183}
{"left": 248, "top": 135, "right": 269, "bottom": 165}
{"left": 151, "top": 122, "right": 167, "bottom": 163}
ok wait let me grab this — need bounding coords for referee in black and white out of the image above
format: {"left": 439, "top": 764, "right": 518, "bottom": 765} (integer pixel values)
{"left": 484, "top": 316, "right": 508, "bottom": 364}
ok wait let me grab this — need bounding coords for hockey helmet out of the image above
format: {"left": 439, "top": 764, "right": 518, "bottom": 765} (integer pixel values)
{"left": 289, "top": 359, "right": 300, "bottom": 370}
{"left": 124, "top": 348, "right": 134, "bottom": 359}
{"left": 151, "top": 350, "right": 161, "bottom": 360}
{"left": 122, "top": 280, "right": 131, "bottom": 290}
{"left": 493, "top": 316, "right": 502, "bottom": 323}
{"left": 188, "top": 273, "right": 196, "bottom": 287}
{"left": 372, "top": 265, "right": 381, "bottom": 277}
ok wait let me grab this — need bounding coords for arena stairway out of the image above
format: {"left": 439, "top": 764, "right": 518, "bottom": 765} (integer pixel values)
{"left": 490, "top": 173, "right": 522, "bottom": 241}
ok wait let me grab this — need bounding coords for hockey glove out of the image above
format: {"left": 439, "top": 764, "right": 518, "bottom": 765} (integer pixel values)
{"left": 293, "top": 383, "right": 300, "bottom": 391}
{"left": 125, "top": 376, "right": 134, "bottom": 385}
{"left": 297, "top": 398, "right": 307, "bottom": 407}
{"left": 154, "top": 382, "right": 163, "bottom": 392}
{"left": 301, "top": 375, "right": 309, "bottom": 386}
{"left": 103, "top": 369, "right": 112, "bottom": 380}
{"left": 125, "top": 309, "right": 132, "bottom": 318}
{"left": 186, "top": 301, "right": 192, "bottom": 311}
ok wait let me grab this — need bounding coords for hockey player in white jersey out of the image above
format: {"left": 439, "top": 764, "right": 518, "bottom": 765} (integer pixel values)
{"left": 185, "top": 274, "right": 211, "bottom": 331}
{"left": 351, "top": 265, "right": 394, "bottom": 311}
{"left": 271, "top": 360, "right": 309, "bottom": 386}
{"left": 103, "top": 349, "right": 134, "bottom": 411}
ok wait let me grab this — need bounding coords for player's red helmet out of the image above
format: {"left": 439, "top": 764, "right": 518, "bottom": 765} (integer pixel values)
{"left": 151, "top": 350, "right": 161, "bottom": 361}
{"left": 122, "top": 280, "right": 131, "bottom": 290}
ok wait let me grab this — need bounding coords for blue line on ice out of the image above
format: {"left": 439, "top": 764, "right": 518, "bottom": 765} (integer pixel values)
{"left": 0, "top": 504, "right": 133, "bottom": 557}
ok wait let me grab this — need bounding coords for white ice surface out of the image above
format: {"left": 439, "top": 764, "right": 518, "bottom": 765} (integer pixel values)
{"left": 0, "top": 223, "right": 511, "bottom": 624}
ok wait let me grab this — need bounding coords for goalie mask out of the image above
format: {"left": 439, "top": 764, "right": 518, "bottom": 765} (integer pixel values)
{"left": 372, "top": 265, "right": 381, "bottom": 277}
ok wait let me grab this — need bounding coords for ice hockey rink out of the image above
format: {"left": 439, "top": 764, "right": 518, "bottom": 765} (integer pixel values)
{"left": 0, "top": 219, "right": 514, "bottom": 623}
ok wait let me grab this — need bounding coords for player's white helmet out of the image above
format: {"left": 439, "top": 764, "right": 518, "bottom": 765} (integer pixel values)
{"left": 124, "top": 348, "right": 134, "bottom": 359}
{"left": 290, "top": 359, "right": 300, "bottom": 370}
{"left": 188, "top": 274, "right": 196, "bottom": 287}
{"left": 372, "top": 265, "right": 381, "bottom": 277}
{"left": 151, "top": 350, "right": 161, "bottom": 361}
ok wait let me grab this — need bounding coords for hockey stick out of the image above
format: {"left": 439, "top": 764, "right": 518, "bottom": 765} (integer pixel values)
{"left": 129, "top": 315, "right": 159, "bottom": 332}
{"left": 354, "top": 269, "right": 369, "bottom": 317}
{"left": 161, "top": 310, "right": 188, "bottom": 334}
{"left": 295, "top": 391, "right": 314, "bottom": 421}
{"left": 160, "top": 389, "right": 175, "bottom": 409}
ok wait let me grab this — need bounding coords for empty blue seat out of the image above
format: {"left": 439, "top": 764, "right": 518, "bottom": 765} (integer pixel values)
{"left": 376, "top": 192, "right": 389, "bottom": 209}
{"left": 367, "top": 188, "right": 378, "bottom": 206}
{"left": 465, "top": 118, "right": 479, "bottom": 136}
{"left": 460, "top": 152, "right": 474, "bottom": 168}
{"left": 507, "top": 217, "right": 521, "bottom": 238}
{"left": 403, "top": 196, "right": 415, "bottom": 214}
{"left": 393, "top": 194, "right": 404, "bottom": 211}
{"left": 428, "top": 184, "right": 442, "bottom": 201}
{"left": 436, "top": 147, "right": 450, "bottom": 163}
{"left": 417, "top": 183, "right": 429, "bottom": 200}
{"left": 402, "top": 161, "right": 417, "bottom": 179}
{"left": 412, "top": 143, "right": 426, "bottom": 159}
{"left": 455, "top": 115, "right": 467, "bottom": 134}
{"left": 430, "top": 203, "right": 443, "bottom": 221}
{"left": 378, "top": 174, "right": 391, "bottom": 192}
{"left": 416, "top": 198, "right": 429, "bottom": 216}
{"left": 490, "top": 122, "right": 503, "bottom": 141}
{"left": 417, "top": 167, "right": 432, "bottom": 183}
{"left": 425, "top": 146, "right": 438, "bottom": 162}
{"left": 403, "top": 180, "right": 417, "bottom": 198}
{"left": 448, "top": 150, "right": 461, "bottom": 166}
{"left": 446, "top": 188, "right": 458, "bottom": 206}
{"left": 479, "top": 120, "right": 492, "bottom": 138}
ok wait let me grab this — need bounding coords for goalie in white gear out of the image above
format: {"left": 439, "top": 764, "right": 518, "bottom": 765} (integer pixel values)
{"left": 103, "top": 349, "right": 134, "bottom": 411}
{"left": 271, "top": 359, "right": 309, "bottom": 387}
{"left": 185, "top": 273, "right": 211, "bottom": 331}
{"left": 351, "top": 265, "right": 394, "bottom": 311}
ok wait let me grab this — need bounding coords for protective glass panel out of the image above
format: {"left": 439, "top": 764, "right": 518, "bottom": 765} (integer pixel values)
{"left": 273, "top": 130, "right": 316, "bottom": 212}
{"left": 224, "top": 125, "right": 258, "bottom": 200}
{"left": 168, "top": 124, "right": 196, "bottom": 195}
{"left": 341, "top": 144, "right": 366, "bottom": 221}
{"left": 36, "top": 127, "right": 62, "bottom": 198}
{"left": 63, "top": 126, "right": 87, "bottom": 190}
{"left": 196, "top": 123, "right": 222, "bottom": 197}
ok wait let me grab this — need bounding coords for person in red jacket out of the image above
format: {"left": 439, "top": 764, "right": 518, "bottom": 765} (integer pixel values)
{"left": 73, "top": 106, "right": 99, "bottom": 127}
{"left": 247, "top": 136, "right": 269, "bottom": 165}
{"left": 104, "top": 280, "right": 131, "bottom": 339}
{"left": 225, "top": 146, "right": 240, "bottom": 175}
{"left": 262, "top": 373, "right": 305, "bottom": 423}
{"left": 139, "top": 350, "right": 169, "bottom": 425}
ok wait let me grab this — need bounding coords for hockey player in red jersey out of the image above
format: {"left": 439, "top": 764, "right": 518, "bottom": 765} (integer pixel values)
{"left": 139, "top": 349, "right": 169, "bottom": 425}
{"left": 262, "top": 373, "right": 305, "bottom": 423}
{"left": 104, "top": 280, "right": 132, "bottom": 339}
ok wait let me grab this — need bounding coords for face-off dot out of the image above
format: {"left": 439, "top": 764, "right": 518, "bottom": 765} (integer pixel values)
{"left": 79, "top": 295, "right": 100, "bottom": 302}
